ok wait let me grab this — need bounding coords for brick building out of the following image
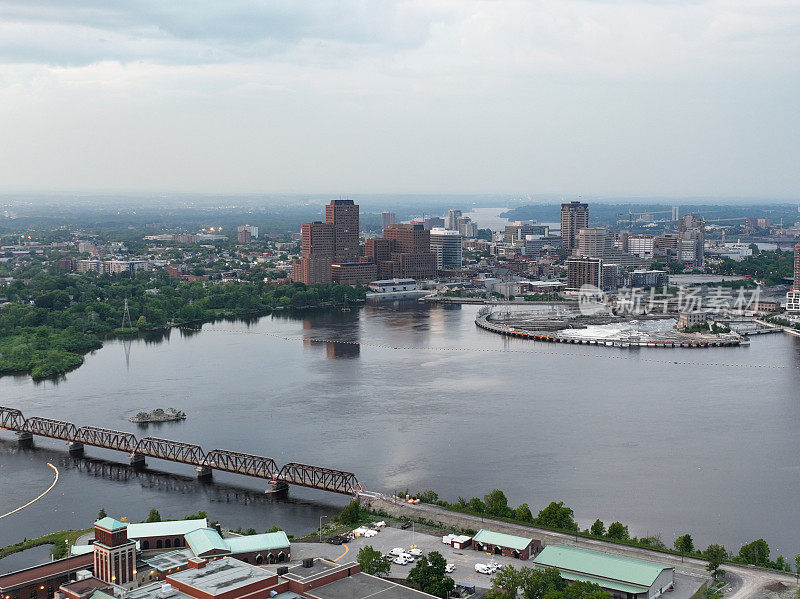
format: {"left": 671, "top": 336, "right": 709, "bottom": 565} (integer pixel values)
{"left": 330, "top": 262, "right": 378, "bottom": 285}
{"left": 0, "top": 554, "right": 94, "bottom": 599}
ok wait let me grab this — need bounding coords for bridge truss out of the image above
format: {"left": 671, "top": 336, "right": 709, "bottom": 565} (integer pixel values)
{"left": 0, "top": 406, "right": 359, "bottom": 495}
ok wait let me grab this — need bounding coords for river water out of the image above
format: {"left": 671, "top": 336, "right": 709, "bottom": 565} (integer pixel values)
{"left": 1, "top": 302, "right": 799, "bottom": 563}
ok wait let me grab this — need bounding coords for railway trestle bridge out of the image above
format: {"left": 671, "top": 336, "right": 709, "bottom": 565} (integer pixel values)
{"left": 0, "top": 406, "right": 360, "bottom": 496}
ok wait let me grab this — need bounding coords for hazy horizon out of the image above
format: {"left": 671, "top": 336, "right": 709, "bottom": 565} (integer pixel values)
{"left": 0, "top": 1, "right": 798, "bottom": 198}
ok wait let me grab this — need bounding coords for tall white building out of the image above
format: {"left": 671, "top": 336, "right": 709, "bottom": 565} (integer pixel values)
{"left": 429, "top": 228, "right": 463, "bottom": 270}
{"left": 447, "top": 209, "right": 463, "bottom": 231}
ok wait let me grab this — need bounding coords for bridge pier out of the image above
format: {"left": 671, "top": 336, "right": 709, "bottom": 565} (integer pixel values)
{"left": 129, "top": 453, "right": 146, "bottom": 468}
{"left": 265, "top": 481, "right": 289, "bottom": 495}
{"left": 68, "top": 441, "right": 84, "bottom": 454}
{"left": 17, "top": 432, "right": 33, "bottom": 444}
{"left": 196, "top": 466, "right": 213, "bottom": 479}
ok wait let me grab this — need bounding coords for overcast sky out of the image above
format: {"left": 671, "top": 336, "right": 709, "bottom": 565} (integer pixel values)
{"left": 0, "top": 1, "right": 798, "bottom": 198}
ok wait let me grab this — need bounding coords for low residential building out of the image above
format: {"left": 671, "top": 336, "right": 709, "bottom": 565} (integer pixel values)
{"left": 532, "top": 545, "right": 674, "bottom": 599}
{"left": 471, "top": 529, "right": 540, "bottom": 560}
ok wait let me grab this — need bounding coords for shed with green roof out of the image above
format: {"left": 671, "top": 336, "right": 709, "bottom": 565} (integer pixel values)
{"left": 532, "top": 545, "right": 674, "bottom": 599}
{"left": 472, "top": 529, "right": 541, "bottom": 560}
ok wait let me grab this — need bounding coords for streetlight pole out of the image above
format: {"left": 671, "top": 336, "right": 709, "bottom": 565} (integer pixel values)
{"left": 319, "top": 515, "right": 328, "bottom": 543}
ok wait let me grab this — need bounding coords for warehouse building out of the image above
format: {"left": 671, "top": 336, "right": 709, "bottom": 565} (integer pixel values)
{"left": 532, "top": 545, "right": 674, "bottom": 599}
{"left": 471, "top": 529, "right": 541, "bottom": 560}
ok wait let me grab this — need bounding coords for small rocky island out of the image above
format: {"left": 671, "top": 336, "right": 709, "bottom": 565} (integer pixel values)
{"left": 129, "top": 408, "right": 186, "bottom": 423}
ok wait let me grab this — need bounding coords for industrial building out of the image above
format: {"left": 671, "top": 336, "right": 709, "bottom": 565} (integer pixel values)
{"left": 532, "top": 545, "right": 674, "bottom": 599}
{"left": 471, "top": 529, "right": 540, "bottom": 560}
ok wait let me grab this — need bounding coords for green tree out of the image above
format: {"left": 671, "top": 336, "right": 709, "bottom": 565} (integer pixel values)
{"left": 515, "top": 503, "right": 533, "bottom": 522}
{"left": 484, "top": 489, "right": 511, "bottom": 517}
{"left": 737, "top": 539, "right": 770, "bottom": 567}
{"left": 775, "top": 556, "right": 790, "bottom": 572}
{"left": 337, "top": 499, "right": 362, "bottom": 525}
{"left": 590, "top": 519, "right": 605, "bottom": 537}
{"left": 564, "top": 580, "right": 612, "bottom": 599}
{"left": 136, "top": 315, "right": 147, "bottom": 329}
{"left": 674, "top": 534, "right": 694, "bottom": 554}
{"left": 704, "top": 544, "right": 728, "bottom": 577}
{"left": 535, "top": 502, "right": 578, "bottom": 531}
{"left": 606, "top": 522, "right": 629, "bottom": 540}
{"left": 795, "top": 554, "right": 800, "bottom": 576}
{"left": 522, "top": 566, "right": 566, "bottom": 599}
{"left": 358, "top": 545, "right": 390, "bottom": 577}
{"left": 97, "top": 508, "right": 107, "bottom": 520}
{"left": 468, "top": 497, "right": 486, "bottom": 514}
{"left": 491, "top": 565, "right": 526, "bottom": 596}
{"left": 145, "top": 508, "right": 161, "bottom": 523}
{"left": 407, "top": 551, "right": 454, "bottom": 598}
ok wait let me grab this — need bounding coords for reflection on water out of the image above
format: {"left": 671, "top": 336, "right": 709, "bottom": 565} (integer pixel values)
{"left": 0, "top": 302, "right": 799, "bottom": 558}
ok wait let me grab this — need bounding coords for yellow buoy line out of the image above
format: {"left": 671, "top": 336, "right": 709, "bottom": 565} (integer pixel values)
{"left": 0, "top": 462, "right": 59, "bottom": 519}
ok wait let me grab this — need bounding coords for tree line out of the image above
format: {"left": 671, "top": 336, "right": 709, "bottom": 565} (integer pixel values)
{"left": 0, "top": 269, "right": 366, "bottom": 379}
{"left": 404, "top": 489, "right": 798, "bottom": 574}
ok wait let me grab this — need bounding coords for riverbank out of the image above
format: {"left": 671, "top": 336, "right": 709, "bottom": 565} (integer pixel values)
{"left": 0, "top": 529, "right": 90, "bottom": 562}
{"left": 358, "top": 495, "right": 798, "bottom": 598}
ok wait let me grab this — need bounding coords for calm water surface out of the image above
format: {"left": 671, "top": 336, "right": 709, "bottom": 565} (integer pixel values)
{"left": 1, "top": 302, "right": 799, "bottom": 559}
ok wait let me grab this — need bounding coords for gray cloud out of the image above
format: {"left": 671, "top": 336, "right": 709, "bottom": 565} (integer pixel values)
{"left": 0, "top": 1, "right": 440, "bottom": 66}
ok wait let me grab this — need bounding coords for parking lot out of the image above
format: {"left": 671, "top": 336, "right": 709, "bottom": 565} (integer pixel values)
{"left": 290, "top": 527, "right": 705, "bottom": 595}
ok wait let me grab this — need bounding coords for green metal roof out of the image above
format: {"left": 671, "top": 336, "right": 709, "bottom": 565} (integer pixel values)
{"left": 472, "top": 529, "right": 533, "bottom": 551}
{"left": 126, "top": 518, "right": 207, "bottom": 539}
{"left": 184, "top": 528, "right": 229, "bottom": 556}
{"left": 226, "top": 532, "right": 290, "bottom": 554}
{"left": 533, "top": 545, "right": 671, "bottom": 588}
{"left": 557, "top": 570, "right": 650, "bottom": 595}
{"left": 95, "top": 517, "right": 127, "bottom": 531}
{"left": 70, "top": 545, "right": 94, "bottom": 556}
{"left": 90, "top": 591, "right": 117, "bottom": 599}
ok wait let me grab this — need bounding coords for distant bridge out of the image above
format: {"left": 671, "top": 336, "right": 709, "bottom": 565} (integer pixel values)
{"left": 0, "top": 406, "right": 360, "bottom": 495}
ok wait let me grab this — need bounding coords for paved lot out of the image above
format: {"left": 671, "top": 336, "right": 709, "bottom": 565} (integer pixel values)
{"left": 292, "top": 527, "right": 705, "bottom": 595}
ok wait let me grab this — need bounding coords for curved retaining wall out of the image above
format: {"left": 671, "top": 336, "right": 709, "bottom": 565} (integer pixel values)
{"left": 475, "top": 313, "right": 743, "bottom": 348}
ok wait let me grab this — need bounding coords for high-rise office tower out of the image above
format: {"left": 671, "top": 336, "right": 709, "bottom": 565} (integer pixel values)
{"left": 381, "top": 211, "right": 396, "bottom": 230}
{"left": 325, "top": 199, "right": 359, "bottom": 263}
{"left": 561, "top": 201, "right": 589, "bottom": 252}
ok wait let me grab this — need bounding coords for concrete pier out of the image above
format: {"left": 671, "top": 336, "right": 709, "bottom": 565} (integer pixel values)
{"left": 17, "top": 432, "right": 33, "bottom": 443}
{"left": 129, "top": 453, "right": 146, "bottom": 467}
{"left": 68, "top": 441, "right": 84, "bottom": 454}
{"left": 196, "top": 465, "right": 213, "bottom": 479}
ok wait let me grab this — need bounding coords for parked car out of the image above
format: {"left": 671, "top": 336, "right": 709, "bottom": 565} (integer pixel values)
{"left": 409, "top": 548, "right": 423, "bottom": 557}
{"left": 389, "top": 547, "right": 405, "bottom": 557}
{"left": 475, "top": 563, "right": 492, "bottom": 575}
{"left": 400, "top": 521, "right": 412, "bottom": 529}
{"left": 326, "top": 536, "right": 342, "bottom": 545}
{"left": 393, "top": 555, "right": 412, "bottom": 565}
{"left": 445, "top": 563, "right": 455, "bottom": 573}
